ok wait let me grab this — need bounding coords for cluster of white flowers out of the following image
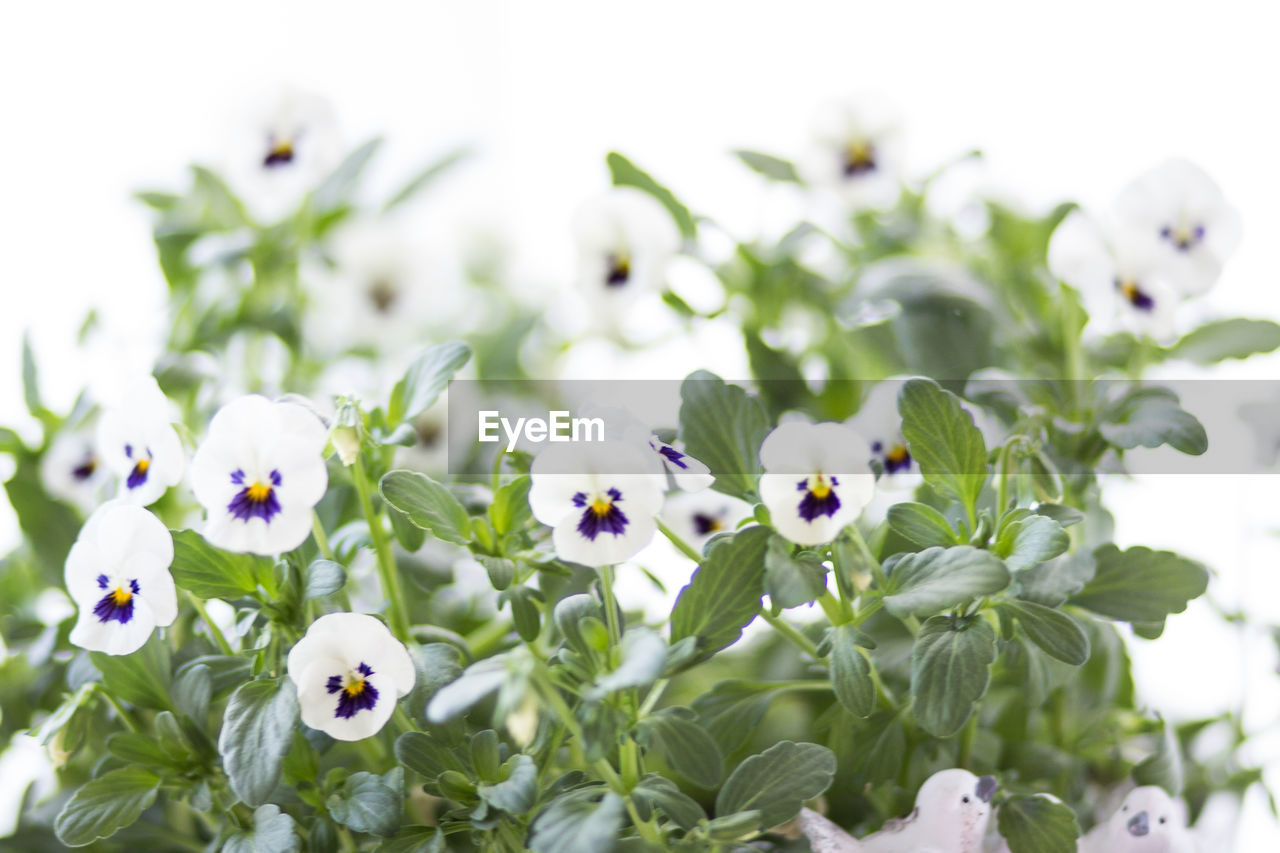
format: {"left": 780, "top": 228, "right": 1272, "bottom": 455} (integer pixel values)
{"left": 1048, "top": 160, "right": 1241, "bottom": 340}
{"left": 58, "top": 380, "right": 419, "bottom": 741}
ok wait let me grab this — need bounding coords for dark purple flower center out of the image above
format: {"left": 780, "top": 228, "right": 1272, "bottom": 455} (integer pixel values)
{"left": 842, "top": 141, "right": 877, "bottom": 176}
{"left": 93, "top": 575, "right": 140, "bottom": 624}
{"left": 605, "top": 253, "right": 631, "bottom": 287}
{"left": 573, "top": 487, "right": 629, "bottom": 541}
{"left": 227, "top": 468, "right": 283, "bottom": 523}
{"left": 796, "top": 475, "right": 842, "bottom": 521}
{"left": 71, "top": 455, "right": 97, "bottom": 481}
{"left": 692, "top": 511, "right": 724, "bottom": 536}
{"left": 327, "top": 662, "right": 379, "bottom": 719}
{"left": 263, "top": 137, "right": 295, "bottom": 168}
{"left": 1115, "top": 279, "right": 1156, "bottom": 312}
{"left": 124, "top": 443, "right": 152, "bottom": 490}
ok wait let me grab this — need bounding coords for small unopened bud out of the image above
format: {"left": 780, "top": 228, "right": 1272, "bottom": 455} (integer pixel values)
{"left": 330, "top": 399, "right": 364, "bottom": 467}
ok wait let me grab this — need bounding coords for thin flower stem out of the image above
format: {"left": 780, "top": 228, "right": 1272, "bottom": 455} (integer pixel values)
{"left": 391, "top": 704, "right": 418, "bottom": 735}
{"left": 600, "top": 564, "right": 621, "bottom": 651}
{"left": 353, "top": 454, "right": 411, "bottom": 643}
{"left": 186, "top": 591, "right": 234, "bottom": 656}
{"left": 817, "top": 590, "right": 845, "bottom": 625}
{"left": 655, "top": 516, "right": 703, "bottom": 563}
{"left": 464, "top": 619, "right": 513, "bottom": 659}
{"left": 638, "top": 678, "right": 669, "bottom": 717}
{"left": 96, "top": 685, "right": 141, "bottom": 733}
{"left": 957, "top": 712, "right": 978, "bottom": 769}
{"left": 757, "top": 609, "right": 820, "bottom": 658}
{"left": 849, "top": 525, "right": 889, "bottom": 592}
{"left": 311, "top": 511, "right": 335, "bottom": 561}
{"left": 533, "top": 662, "right": 586, "bottom": 767}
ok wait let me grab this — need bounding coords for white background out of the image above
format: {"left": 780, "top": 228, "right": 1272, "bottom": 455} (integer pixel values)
{"left": 2, "top": 0, "right": 1279, "bottom": 848}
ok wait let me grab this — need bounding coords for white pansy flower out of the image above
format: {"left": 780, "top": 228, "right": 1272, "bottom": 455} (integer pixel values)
{"left": 41, "top": 428, "right": 106, "bottom": 512}
{"left": 1112, "top": 159, "right": 1241, "bottom": 296}
{"left": 758, "top": 421, "right": 876, "bottom": 546}
{"left": 1047, "top": 210, "right": 1181, "bottom": 340}
{"left": 529, "top": 441, "right": 665, "bottom": 567}
{"left": 662, "top": 490, "right": 752, "bottom": 551}
{"left": 572, "top": 188, "right": 680, "bottom": 315}
{"left": 848, "top": 380, "right": 921, "bottom": 493}
{"left": 306, "top": 221, "right": 435, "bottom": 356}
{"left": 286, "top": 613, "right": 415, "bottom": 742}
{"left": 801, "top": 96, "right": 904, "bottom": 210}
{"left": 225, "top": 88, "right": 343, "bottom": 223}
{"left": 95, "top": 376, "right": 185, "bottom": 507}
{"left": 190, "top": 395, "right": 329, "bottom": 555}
{"left": 647, "top": 436, "right": 714, "bottom": 491}
{"left": 65, "top": 502, "right": 177, "bottom": 656}
{"left": 581, "top": 404, "right": 714, "bottom": 493}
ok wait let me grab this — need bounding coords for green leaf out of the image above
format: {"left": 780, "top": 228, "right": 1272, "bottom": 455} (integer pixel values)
{"left": 715, "top": 741, "right": 837, "bottom": 830}
{"left": 606, "top": 151, "right": 696, "bottom": 240}
{"left": 394, "top": 731, "right": 469, "bottom": 783}
{"left": 1099, "top": 387, "right": 1207, "bottom": 455}
{"left": 378, "top": 826, "right": 445, "bottom": 853}
{"left": 670, "top": 526, "right": 772, "bottom": 664}
{"left": 1070, "top": 544, "right": 1208, "bottom": 628}
{"left": 910, "top": 615, "right": 997, "bottom": 737}
{"left": 828, "top": 625, "right": 875, "bottom": 718}
{"left": 635, "top": 708, "right": 724, "bottom": 787}
{"left": 304, "top": 559, "right": 346, "bottom": 599}
{"left": 380, "top": 470, "right": 472, "bottom": 545}
{"left": 529, "top": 791, "right": 625, "bottom": 853}
{"left": 630, "top": 774, "right": 706, "bottom": 830}
{"left": 1169, "top": 318, "right": 1280, "bottom": 364}
{"left": 383, "top": 147, "right": 471, "bottom": 212}
{"left": 170, "top": 529, "right": 271, "bottom": 600}
{"left": 887, "top": 502, "right": 961, "bottom": 548}
{"left": 327, "top": 771, "right": 402, "bottom": 837}
{"left": 847, "top": 711, "right": 906, "bottom": 786}
{"left": 763, "top": 536, "right": 828, "bottom": 609}
{"left": 1133, "top": 716, "right": 1184, "bottom": 795}
{"left": 883, "top": 545, "right": 1010, "bottom": 619}
{"left": 311, "top": 137, "right": 382, "bottom": 213}
{"left": 898, "top": 378, "right": 988, "bottom": 511}
{"left": 999, "top": 599, "right": 1090, "bottom": 665}
{"left": 389, "top": 341, "right": 471, "bottom": 424}
{"left": 21, "top": 332, "right": 41, "bottom": 415}
{"left": 994, "top": 514, "right": 1069, "bottom": 573}
{"left": 172, "top": 662, "right": 213, "bottom": 722}
{"left": 678, "top": 371, "right": 770, "bottom": 500}
{"left": 499, "top": 585, "right": 543, "bottom": 643}
{"left": 477, "top": 754, "right": 538, "bottom": 814}
{"left": 733, "top": 149, "right": 802, "bottom": 183}
{"left": 90, "top": 633, "right": 172, "bottom": 710}
{"left": 223, "top": 804, "right": 301, "bottom": 853}
{"left": 388, "top": 505, "right": 427, "bottom": 552}
{"left": 477, "top": 555, "right": 516, "bottom": 591}
{"left": 489, "top": 475, "right": 532, "bottom": 536}
{"left": 997, "top": 794, "right": 1080, "bottom": 853}
{"left": 591, "top": 628, "right": 666, "bottom": 698}
{"left": 219, "top": 677, "right": 300, "bottom": 807}
{"left": 53, "top": 766, "right": 161, "bottom": 847}
{"left": 692, "top": 680, "right": 783, "bottom": 754}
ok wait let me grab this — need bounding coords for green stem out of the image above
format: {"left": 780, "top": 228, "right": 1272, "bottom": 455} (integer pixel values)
{"left": 97, "top": 685, "right": 141, "bottom": 733}
{"left": 464, "top": 618, "right": 513, "bottom": 659}
{"left": 600, "top": 564, "right": 621, "bottom": 654}
{"left": 533, "top": 660, "right": 586, "bottom": 767}
{"left": 817, "top": 590, "right": 845, "bottom": 625}
{"left": 849, "top": 525, "right": 888, "bottom": 592}
{"left": 353, "top": 454, "right": 410, "bottom": 642}
{"left": 311, "top": 511, "right": 335, "bottom": 561}
{"left": 638, "top": 678, "right": 669, "bottom": 717}
{"left": 186, "top": 591, "right": 234, "bottom": 656}
{"left": 957, "top": 712, "right": 978, "bottom": 769}
{"left": 656, "top": 516, "right": 703, "bottom": 563}
{"left": 758, "top": 609, "right": 820, "bottom": 658}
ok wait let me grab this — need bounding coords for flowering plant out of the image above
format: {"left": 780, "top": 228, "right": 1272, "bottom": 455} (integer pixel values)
{"left": 2, "top": 93, "right": 1276, "bottom": 853}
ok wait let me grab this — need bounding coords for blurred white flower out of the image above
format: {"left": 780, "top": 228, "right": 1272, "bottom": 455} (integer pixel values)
{"left": 1047, "top": 210, "right": 1182, "bottom": 340}
{"left": 801, "top": 96, "right": 904, "bottom": 210}
{"left": 41, "top": 427, "right": 106, "bottom": 512}
{"left": 848, "top": 380, "right": 921, "bottom": 492}
{"left": 1112, "top": 159, "right": 1241, "bottom": 296}
{"left": 393, "top": 395, "right": 450, "bottom": 476}
{"left": 580, "top": 403, "right": 712, "bottom": 492}
{"left": 225, "top": 88, "right": 343, "bottom": 223}
{"left": 572, "top": 188, "right": 680, "bottom": 320}
{"left": 661, "top": 490, "right": 752, "bottom": 551}
{"left": 306, "top": 221, "right": 435, "bottom": 356}
{"left": 94, "top": 376, "right": 184, "bottom": 507}
{"left": 758, "top": 421, "right": 876, "bottom": 546}
{"left": 286, "top": 612, "right": 415, "bottom": 741}
{"left": 648, "top": 436, "right": 714, "bottom": 492}
{"left": 529, "top": 441, "right": 665, "bottom": 567}
{"left": 65, "top": 503, "right": 176, "bottom": 656}
{"left": 190, "top": 395, "right": 328, "bottom": 555}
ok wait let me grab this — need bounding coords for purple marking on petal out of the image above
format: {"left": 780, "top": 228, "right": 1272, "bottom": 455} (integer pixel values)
{"left": 882, "top": 446, "right": 913, "bottom": 475}
{"left": 605, "top": 253, "right": 631, "bottom": 287}
{"left": 796, "top": 476, "right": 842, "bottom": 521}
{"left": 658, "top": 445, "right": 690, "bottom": 470}
{"left": 327, "top": 662, "right": 380, "bottom": 719}
{"left": 227, "top": 478, "right": 282, "bottom": 524}
{"left": 93, "top": 578, "right": 140, "bottom": 624}
{"left": 124, "top": 444, "right": 133, "bottom": 459}
{"left": 575, "top": 487, "right": 629, "bottom": 541}
{"left": 270, "top": 469, "right": 282, "bottom": 486}
{"left": 96, "top": 573, "right": 109, "bottom": 589}
{"left": 230, "top": 469, "right": 245, "bottom": 485}
{"left": 126, "top": 459, "right": 150, "bottom": 490}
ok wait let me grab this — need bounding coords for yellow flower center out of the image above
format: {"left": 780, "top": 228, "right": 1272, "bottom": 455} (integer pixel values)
{"left": 344, "top": 679, "right": 367, "bottom": 697}
{"left": 809, "top": 476, "right": 832, "bottom": 499}
{"left": 1119, "top": 280, "right": 1141, "bottom": 303}
{"left": 135, "top": 458, "right": 150, "bottom": 475}
{"left": 246, "top": 481, "right": 273, "bottom": 503}
{"left": 110, "top": 586, "right": 132, "bottom": 606}
{"left": 887, "top": 445, "right": 909, "bottom": 465}
{"left": 590, "top": 496, "right": 614, "bottom": 516}
{"left": 269, "top": 140, "right": 294, "bottom": 160}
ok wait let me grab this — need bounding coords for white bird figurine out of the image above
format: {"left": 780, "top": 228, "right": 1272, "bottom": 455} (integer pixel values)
{"left": 1077, "top": 786, "right": 1196, "bottom": 853}
{"left": 797, "top": 769, "right": 999, "bottom": 853}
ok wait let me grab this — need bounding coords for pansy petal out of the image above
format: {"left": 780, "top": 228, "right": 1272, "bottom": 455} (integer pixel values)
{"left": 70, "top": 598, "right": 157, "bottom": 656}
